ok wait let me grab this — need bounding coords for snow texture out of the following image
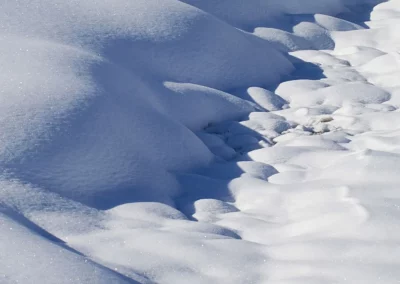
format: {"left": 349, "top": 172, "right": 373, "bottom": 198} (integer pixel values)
{"left": 2, "top": 0, "right": 400, "bottom": 283}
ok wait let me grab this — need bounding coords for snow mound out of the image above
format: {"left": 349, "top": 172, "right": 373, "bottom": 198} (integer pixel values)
{"left": 2, "top": 0, "right": 400, "bottom": 283}
{"left": 0, "top": 0, "right": 295, "bottom": 209}
{"left": 286, "top": 82, "right": 391, "bottom": 107}
{"left": 254, "top": 28, "right": 313, "bottom": 52}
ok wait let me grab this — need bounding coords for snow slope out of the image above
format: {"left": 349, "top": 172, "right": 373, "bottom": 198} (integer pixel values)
{"left": 2, "top": 0, "right": 400, "bottom": 283}
{"left": 0, "top": 0, "right": 295, "bottom": 209}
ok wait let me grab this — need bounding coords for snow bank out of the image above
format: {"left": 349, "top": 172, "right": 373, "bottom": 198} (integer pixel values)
{"left": 3, "top": 0, "right": 292, "bottom": 90}
{"left": 2, "top": 0, "right": 400, "bottom": 283}
{"left": 0, "top": 211, "right": 133, "bottom": 284}
{"left": 0, "top": 0, "right": 294, "bottom": 209}
{"left": 0, "top": 1, "right": 294, "bottom": 280}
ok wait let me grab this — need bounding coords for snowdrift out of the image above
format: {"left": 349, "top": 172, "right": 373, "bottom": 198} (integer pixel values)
{"left": 0, "top": 0, "right": 294, "bottom": 208}
{"left": 1, "top": 0, "right": 396, "bottom": 283}
{"left": 1, "top": 0, "right": 386, "bottom": 208}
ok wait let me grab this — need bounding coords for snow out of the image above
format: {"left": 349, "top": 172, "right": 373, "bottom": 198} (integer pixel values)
{"left": 2, "top": 0, "right": 400, "bottom": 283}
{"left": 0, "top": 0, "right": 293, "bottom": 208}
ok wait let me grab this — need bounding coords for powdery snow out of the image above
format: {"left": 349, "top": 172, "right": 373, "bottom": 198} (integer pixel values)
{"left": 2, "top": 0, "right": 400, "bottom": 283}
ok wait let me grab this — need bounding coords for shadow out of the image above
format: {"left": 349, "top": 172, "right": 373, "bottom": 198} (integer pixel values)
{"left": 0, "top": 203, "right": 81, "bottom": 253}
{"left": 206, "top": 118, "right": 275, "bottom": 150}
{"left": 266, "top": 55, "right": 327, "bottom": 92}
{"left": 285, "top": 57, "right": 327, "bottom": 81}
{"left": 173, "top": 115, "right": 281, "bottom": 226}
{"left": 0, "top": 204, "right": 141, "bottom": 284}
{"left": 1, "top": 0, "right": 389, "bottom": 261}
{"left": 175, "top": 173, "right": 235, "bottom": 215}
{"left": 337, "top": 1, "right": 388, "bottom": 27}
{"left": 170, "top": 2, "right": 392, "bottom": 227}
{"left": 266, "top": 1, "right": 388, "bottom": 91}
{"left": 284, "top": 1, "right": 388, "bottom": 31}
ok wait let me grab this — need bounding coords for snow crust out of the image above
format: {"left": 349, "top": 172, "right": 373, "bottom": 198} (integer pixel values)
{"left": 2, "top": 0, "right": 400, "bottom": 283}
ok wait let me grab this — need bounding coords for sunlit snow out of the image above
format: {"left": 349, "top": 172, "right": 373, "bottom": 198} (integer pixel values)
{"left": 1, "top": 0, "right": 400, "bottom": 283}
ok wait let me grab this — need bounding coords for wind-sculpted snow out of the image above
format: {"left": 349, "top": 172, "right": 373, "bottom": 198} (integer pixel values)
{"left": 0, "top": 0, "right": 293, "bottom": 208}
{"left": 2, "top": 0, "right": 400, "bottom": 283}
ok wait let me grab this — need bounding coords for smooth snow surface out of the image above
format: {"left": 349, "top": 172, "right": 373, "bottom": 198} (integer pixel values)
{"left": 2, "top": 0, "right": 400, "bottom": 283}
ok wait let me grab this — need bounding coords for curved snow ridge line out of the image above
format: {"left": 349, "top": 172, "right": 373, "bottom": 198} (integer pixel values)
{"left": 87, "top": 1, "right": 400, "bottom": 282}
{"left": 178, "top": 0, "right": 385, "bottom": 53}
{"left": 0, "top": 0, "right": 296, "bottom": 210}
{"left": 166, "top": 1, "right": 400, "bottom": 283}
{"left": 0, "top": 207, "right": 139, "bottom": 284}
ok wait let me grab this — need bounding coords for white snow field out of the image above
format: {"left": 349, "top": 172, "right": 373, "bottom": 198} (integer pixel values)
{"left": 2, "top": 0, "right": 400, "bottom": 283}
